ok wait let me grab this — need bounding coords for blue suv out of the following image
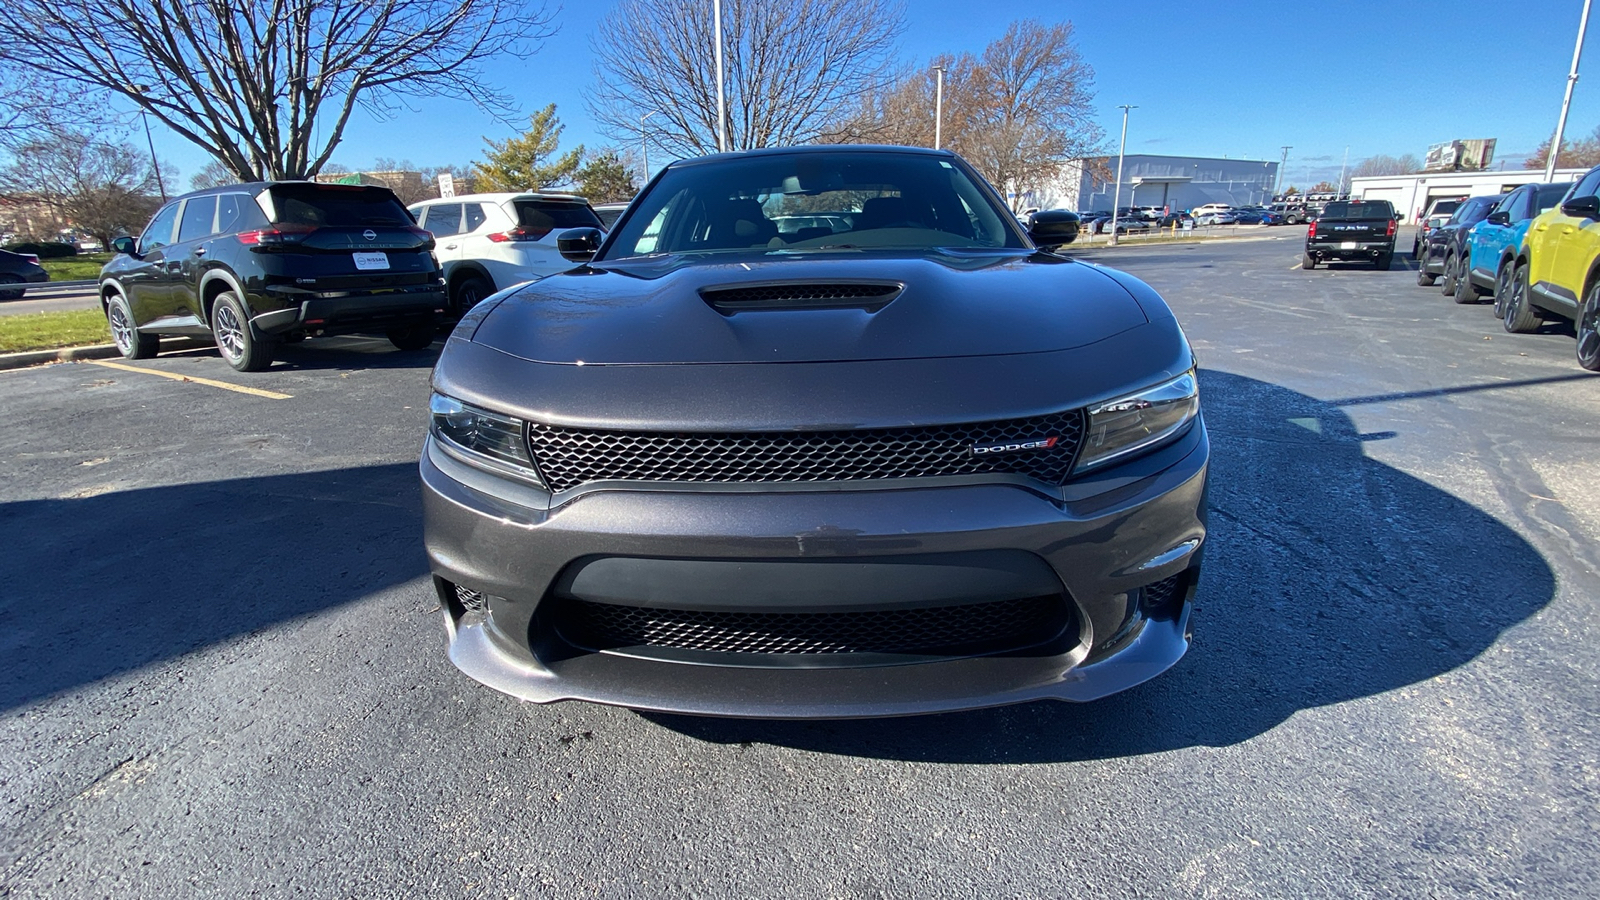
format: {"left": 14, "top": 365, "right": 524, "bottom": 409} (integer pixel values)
{"left": 1466, "top": 181, "right": 1572, "bottom": 316}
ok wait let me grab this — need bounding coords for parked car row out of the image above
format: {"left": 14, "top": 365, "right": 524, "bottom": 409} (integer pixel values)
{"left": 1409, "top": 171, "right": 1600, "bottom": 371}
{"left": 97, "top": 181, "right": 626, "bottom": 372}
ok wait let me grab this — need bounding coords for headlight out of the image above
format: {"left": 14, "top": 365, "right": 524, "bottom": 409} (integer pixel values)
{"left": 1075, "top": 371, "right": 1199, "bottom": 472}
{"left": 429, "top": 392, "right": 542, "bottom": 482}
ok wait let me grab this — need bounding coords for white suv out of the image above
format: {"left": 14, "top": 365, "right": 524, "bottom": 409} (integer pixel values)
{"left": 408, "top": 192, "right": 603, "bottom": 314}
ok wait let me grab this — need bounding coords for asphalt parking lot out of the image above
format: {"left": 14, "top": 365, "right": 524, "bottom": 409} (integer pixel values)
{"left": 2, "top": 233, "right": 1597, "bottom": 897}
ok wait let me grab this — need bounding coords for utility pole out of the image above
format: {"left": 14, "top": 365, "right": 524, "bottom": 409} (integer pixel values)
{"left": 1547, "top": 0, "right": 1593, "bottom": 181}
{"left": 641, "top": 110, "right": 658, "bottom": 182}
{"left": 932, "top": 65, "right": 946, "bottom": 149}
{"left": 1338, "top": 146, "right": 1349, "bottom": 196}
{"left": 132, "top": 85, "right": 166, "bottom": 202}
{"left": 1109, "top": 105, "right": 1136, "bottom": 247}
{"left": 713, "top": 0, "right": 728, "bottom": 152}
{"left": 1277, "top": 145, "right": 1292, "bottom": 196}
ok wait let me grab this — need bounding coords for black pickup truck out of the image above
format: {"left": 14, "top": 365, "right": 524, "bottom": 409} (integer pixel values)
{"left": 1303, "top": 200, "right": 1398, "bottom": 270}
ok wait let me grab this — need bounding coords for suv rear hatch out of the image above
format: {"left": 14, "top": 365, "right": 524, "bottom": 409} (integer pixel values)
{"left": 504, "top": 197, "right": 603, "bottom": 242}
{"left": 251, "top": 183, "right": 437, "bottom": 289}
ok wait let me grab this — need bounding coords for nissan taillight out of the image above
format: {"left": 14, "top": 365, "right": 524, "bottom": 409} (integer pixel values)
{"left": 236, "top": 223, "right": 317, "bottom": 246}
{"left": 487, "top": 226, "right": 552, "bottom": 243}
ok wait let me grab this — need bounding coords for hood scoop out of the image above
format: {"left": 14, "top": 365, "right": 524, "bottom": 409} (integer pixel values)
{"left": 698, "top": 280, "right": 903, "bottom": 315}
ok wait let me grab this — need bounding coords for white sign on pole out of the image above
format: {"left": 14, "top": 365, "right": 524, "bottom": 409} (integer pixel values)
{"left": 437, "top": 173, "right": 455, "bottom": 198}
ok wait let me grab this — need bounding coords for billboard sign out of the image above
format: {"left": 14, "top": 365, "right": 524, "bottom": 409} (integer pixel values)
{"left": 1425, "top": 139, "right": 1497, "bottom": 172}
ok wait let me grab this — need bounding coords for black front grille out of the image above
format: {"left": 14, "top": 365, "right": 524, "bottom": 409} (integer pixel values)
{"left": 527, "top": 410, "right": 1085, "bottom": 492}
{"left": 557, "top": 595, "right": 1069, "bottom": 656}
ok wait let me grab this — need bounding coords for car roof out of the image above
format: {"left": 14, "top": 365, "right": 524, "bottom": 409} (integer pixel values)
{"left": 176, "top": 180, "right": 404, "bottom": 199}
{"left": 664, "top": 144, "right": 958, "bottom": 170}
{"left": 414, "top": 191, "right": 589, "bottom": 205}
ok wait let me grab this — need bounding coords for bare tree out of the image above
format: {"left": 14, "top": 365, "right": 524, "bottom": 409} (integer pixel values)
{"left": 190, "top": 160, "right": 238, "bottom": 191}
{"left": 0, "top": 0, "right": 556, "bottom": 181}
{"left": 0, "top": 126, "right": 164, "bottom": 246}
{"left": 588, "top": 0, "right": 903, "bottom": 158}
{"left": 832, "top": 21, "right": 1102, "bottom": 209}
{"left": 1350, "top": 154, "right": 1423, "bottom": 178}
{"left": 1524, "top": 125, "right": 1600, "bottom": 170}
{"left": 0, "top": 64, "right": 97, "bottom": 151}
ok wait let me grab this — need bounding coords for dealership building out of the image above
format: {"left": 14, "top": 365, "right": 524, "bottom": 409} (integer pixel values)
{"left": 1023, "top": 154, "right": 1281, "bottom": 213}
{"left": 1350, "top": 168, "right": 1588, "bottom": 222}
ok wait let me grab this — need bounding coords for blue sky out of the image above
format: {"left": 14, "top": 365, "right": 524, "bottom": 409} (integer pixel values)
{"left": 145, "top": 0, "right": 1600, "bottom": 189}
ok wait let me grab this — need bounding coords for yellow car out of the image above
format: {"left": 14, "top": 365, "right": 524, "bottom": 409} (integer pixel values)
{"left": 1507, "top": 165, "right": 1600, "bottom": 370}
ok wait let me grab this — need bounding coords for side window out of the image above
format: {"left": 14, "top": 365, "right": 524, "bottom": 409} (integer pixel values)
{"left": 215, "top": 193, "right": 268, "bottom": 235}
{"left": 177, "top": 196, "right": 218, "bottom": 242}
{"left": 464, "top": 203, "right": 488, "bottom": 232}
{"left": 140, "top": 203, "right": 180, "bottom": 253}
{"left": 1570, "top": 169, "right": 1600, "bottom": 201}
{"left": 423, "top": 203, "right": 463, "bottom": 237}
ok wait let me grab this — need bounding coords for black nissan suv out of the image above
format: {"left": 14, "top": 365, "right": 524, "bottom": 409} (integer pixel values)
{"left": 100, "top": 181, "right": 447, "bottom": 371}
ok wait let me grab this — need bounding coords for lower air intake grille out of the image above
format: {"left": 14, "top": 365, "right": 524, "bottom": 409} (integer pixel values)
{"left": 557, "top": 595, "right": 1069, "bottom": 656}
{"left": 526, "top": 410, "right": 1085, "bottom": 492}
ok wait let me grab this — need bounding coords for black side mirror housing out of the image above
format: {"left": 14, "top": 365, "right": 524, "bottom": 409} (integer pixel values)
{"left": 1027, "top": 209, "right": 1080, "bottom": 249}
{"left": 1486, "top": 210, "right": 1511, "bottom": 226}
{"left": 111, "top": 235, "right": 138, "bottom": 257}
{"left": 557, "top": 227, "right": 603, "bottom": 263}
{"left": 1561, "top": 196, "right": 1600, "bottom": 219}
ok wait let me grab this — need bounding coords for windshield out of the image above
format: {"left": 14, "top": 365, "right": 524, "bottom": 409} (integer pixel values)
{"left": 600, "top": 151, "right": 1026, "bottom": 260}
{"left": 266, "top": 185, "right": 412, "bottom": 228}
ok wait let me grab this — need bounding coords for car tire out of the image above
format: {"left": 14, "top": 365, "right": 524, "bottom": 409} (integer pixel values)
{"left": 106, "top": 293, "right": 159, "bottom": 359}
{"left": 1302, "top": 253, "right": 1316, "bottom": 270}
{"left": 1503, "top": 263, "right": 1542, "bottom": 334}
{"left": 1440, "top": 253, "right": 1459, "bottom": 295}
{"left": 1375, "top": 252, "right": 1392, "bottom": 271}
{"left": 1578, "top": 282, "right": 1600, "bottom": 372}
{"left": 452, "top": 276, "right": 492, "bottom": 317}
{"left": 1493, "top": 260, "right": 1515, "bottom": 319}
{"left": 211, "top": 291, "right": 274, "bottom": 372}
{"left": 0, "top": 274, "right": 23, "bottom": 301}
{"left": 387, "top": 326, "right": 436, "bottom": 351}
{"left": 1450, "top": 255, "right": 1480, "bottom": 303}
{"left": 1416, "top": 256, "right": 1437, "bottom": 285}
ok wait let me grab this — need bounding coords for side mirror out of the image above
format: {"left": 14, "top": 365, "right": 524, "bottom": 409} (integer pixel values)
{"left": 557, "top": 227, "right": 603, "bottom": 263}
{"left": 1560, "top": 196, "right": 1600, "bottom": 219}
{"left": 1027, "top": 209, "right": 1080, "bottom": 248}
{"left": 111, "top": 235, "right": 138, "bottom": 256}
{"left": 1486, "top": 210, "right": 1511, "bottom": 226}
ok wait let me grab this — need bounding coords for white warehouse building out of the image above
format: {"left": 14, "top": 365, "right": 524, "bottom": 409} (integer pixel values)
{"left": 1024, "top": 154, "right": 1281, "bottom": 214}
{"left": 1351, "top": 168, "right": 1588, "bottom": 222}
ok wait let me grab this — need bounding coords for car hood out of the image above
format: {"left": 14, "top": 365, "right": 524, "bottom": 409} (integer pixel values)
{"left": 468, "top": 252, "right": 1148, "bottom": 365}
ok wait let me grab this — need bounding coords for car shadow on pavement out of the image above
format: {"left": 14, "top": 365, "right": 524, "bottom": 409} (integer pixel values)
{"left": 645, "top": 369, "right": 1556, "bottom": 762}
{"left": 0, "top": 463, "right": 427, "bottom": 713}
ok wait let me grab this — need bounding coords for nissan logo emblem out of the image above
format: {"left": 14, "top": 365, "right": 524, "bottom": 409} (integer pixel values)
{"left": 363, "top": 229, "right": 377, "bottom": 241}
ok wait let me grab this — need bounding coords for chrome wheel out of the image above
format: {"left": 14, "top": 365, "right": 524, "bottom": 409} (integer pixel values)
{"left": 214, "top": 301, "right": 245, "bottom": 361}
{"left": 108, "top": 302, "right": 133, "bottom": 353}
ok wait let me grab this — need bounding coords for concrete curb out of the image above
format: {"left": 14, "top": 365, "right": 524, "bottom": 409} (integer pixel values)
{"left": 0, "top": 343, "right": 122, "bottom": 370}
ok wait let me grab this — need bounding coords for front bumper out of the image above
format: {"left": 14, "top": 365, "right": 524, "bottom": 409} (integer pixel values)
{"left": 421, "top": 423, "right": 1208, "bottom": 718}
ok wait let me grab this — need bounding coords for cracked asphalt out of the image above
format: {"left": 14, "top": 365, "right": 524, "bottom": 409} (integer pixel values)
{"left": 1, "top": 232, "right": 1596, "bottom": 898}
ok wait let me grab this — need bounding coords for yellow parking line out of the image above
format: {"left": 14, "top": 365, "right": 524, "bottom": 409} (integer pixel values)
{"left": 86, "top": 359, "right": 292, "bottom": 400}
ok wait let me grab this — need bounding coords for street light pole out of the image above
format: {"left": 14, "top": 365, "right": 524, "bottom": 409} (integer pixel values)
{"left": 1547, "top": 0, "right": 1594, "bottom": 182}
{"left": 1109, "top": 105, "right": 1135, "bottom": 247}
{"left": 932, "top": 65, "right": 946, "bottom": 149}
{"left": 1277, "top": 145, "right": 1291, "bottom": 196}
{"left": 641, "top": 110, "right": 658, "bottom": 182}
{"left": 713, "top": 0, "right": 728, "bottom": 152}
{"left": 132, "top": 84, "right": 166, "bottom": 202}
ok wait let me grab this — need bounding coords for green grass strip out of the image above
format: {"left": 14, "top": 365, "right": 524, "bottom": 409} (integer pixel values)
{"left": 0, "top": 308, "right": 111, "bottom": 353}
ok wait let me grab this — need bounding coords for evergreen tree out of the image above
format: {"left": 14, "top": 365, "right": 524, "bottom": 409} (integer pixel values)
{"left": 575, "top": 149, "right": 638, "bottom": 203}
{"left": 472, "top": 104, "right": 583, "bottom": 192}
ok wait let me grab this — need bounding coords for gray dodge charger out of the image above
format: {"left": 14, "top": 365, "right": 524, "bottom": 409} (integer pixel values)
{"left": 420, "top": 145, "right": 1208, "bottom": 717}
